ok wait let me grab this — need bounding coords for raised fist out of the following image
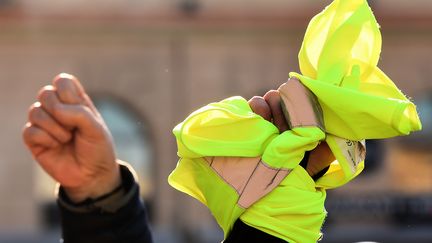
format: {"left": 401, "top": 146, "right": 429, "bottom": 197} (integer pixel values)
{"left": 23, "top": 73, "right": 121, "bottom": 202}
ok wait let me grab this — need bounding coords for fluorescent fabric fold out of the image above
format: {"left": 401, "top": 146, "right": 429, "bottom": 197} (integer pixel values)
{"left": 169, "top": 0, "right": 422, "bottom": 242}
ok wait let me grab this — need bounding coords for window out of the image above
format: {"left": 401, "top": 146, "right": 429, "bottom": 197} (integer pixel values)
{"left": 93, "top": 96, "right": 154, "bottom": 198}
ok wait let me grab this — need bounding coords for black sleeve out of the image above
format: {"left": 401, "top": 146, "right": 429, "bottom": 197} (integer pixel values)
{"left": 224, "top": 219, "right": 286, "bottom": 243}
{"left": 57, "top": 164, "right": 153, "bottom": 243}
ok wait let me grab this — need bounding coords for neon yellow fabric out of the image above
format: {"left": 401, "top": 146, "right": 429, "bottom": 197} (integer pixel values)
{"left": 173, "top": 96, "right": 325, "bottom": 169}
{"left": 168, "top": 156, "right": 245, "bottom": 235}
{"left": 173, "top": 96, "right": 279, "bottom": 160}
{"left": 169, "top": 0, "right": 422, "bottom": 242}
{"left": 290, "top": 0, "right": 421, "bottom": 140}
{"left": 169, "top": 96, "right": 326, "bottom": 242}
{"left": 240, "top": 166, "right": 326, "bottom": 242}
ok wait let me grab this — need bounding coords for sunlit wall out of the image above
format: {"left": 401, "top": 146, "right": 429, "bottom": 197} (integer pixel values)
{"left": 0, "top": 0, "right": 431, "bottom": 242}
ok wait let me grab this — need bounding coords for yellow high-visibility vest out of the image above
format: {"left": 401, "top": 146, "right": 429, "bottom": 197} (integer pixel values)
{"left": 168, "top": 0, "right": 422, "bottom": 242}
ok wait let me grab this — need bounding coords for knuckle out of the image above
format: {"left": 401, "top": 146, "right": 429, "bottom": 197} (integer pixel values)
{"left": 250, "top": 96, "right": 266, "bottom": 105}
{"left": 263, "top": 90, "right": 279, "bottom": 101}
{"left": 249, "top": 96, "right": 264, "bottom": 103}
{"left": 54, "top": 77, "right": 73, "bottom": 91}
{"left": 37, "top": 86, "right": 55, "bottom": 101}
{"left": 55, "top": 79, "right": 82, "bottom": 103}
{"left": 27, "top": 103, "right": 37, "bottom": 116}
{"left": 22, "top": 124, "right": 37, "bottom": 141}
{"left": 28, "top": 105, "right": 44, "bottom": 122}
{"left": 54, "top": 73, "right": 76, "bottom": 84}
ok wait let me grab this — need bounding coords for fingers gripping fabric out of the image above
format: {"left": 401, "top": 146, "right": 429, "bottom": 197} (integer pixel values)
{"left": 169, "top": 0, "right": 422, "bottom": 242}
{"left": 169, "top": 95, "right": 325, "bottom": 240}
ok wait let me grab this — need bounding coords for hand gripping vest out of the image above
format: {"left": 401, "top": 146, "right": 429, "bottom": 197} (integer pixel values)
{"left": 168, "top": 0, "right": 422, "bottom": 242}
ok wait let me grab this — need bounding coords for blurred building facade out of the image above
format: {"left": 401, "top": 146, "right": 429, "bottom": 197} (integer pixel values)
{"left": 0, "top": 0, "right": 431, "bottom": 242}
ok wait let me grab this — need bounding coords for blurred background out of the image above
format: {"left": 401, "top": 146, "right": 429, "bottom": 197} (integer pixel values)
{"left": 0, "top": 0, "right": 431, "bottom": 242}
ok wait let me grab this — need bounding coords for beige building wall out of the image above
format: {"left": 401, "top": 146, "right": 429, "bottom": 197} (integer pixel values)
{"left": 16, "top": 0, "right": 432, "bottom": 16}
{"left": 0, "top": 0, "right": 430, "bottom": 241}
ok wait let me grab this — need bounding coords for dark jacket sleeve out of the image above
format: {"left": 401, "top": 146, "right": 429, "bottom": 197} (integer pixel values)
{"left": 57, "top": 164, "right": 153, "bottom": 243}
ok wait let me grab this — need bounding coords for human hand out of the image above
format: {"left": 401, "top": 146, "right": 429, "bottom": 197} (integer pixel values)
{"left": 23, "top": 73, "right": 121, "bottom": 202}
{"left": 248, "top": 78, "right": 334, "bottom": 177}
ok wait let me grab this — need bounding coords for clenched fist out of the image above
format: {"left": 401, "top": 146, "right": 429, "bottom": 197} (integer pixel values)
{"left": 23, "top": 73, "right": 121, "bottom": 202}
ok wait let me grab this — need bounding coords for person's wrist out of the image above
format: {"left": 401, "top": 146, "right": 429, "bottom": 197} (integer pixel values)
{"left": 63, "top": 162, "right": 122, "bottom": 203}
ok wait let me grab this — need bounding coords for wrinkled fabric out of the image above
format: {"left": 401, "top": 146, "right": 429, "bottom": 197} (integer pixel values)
{"left": 169, "top": 0, "right": 422, "bottom": 242}
{"left": 169, "top": 97, "right": 326, "bottom": 242}
{"left": 291, "top": 0, "right": 421, "bottom": 140}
